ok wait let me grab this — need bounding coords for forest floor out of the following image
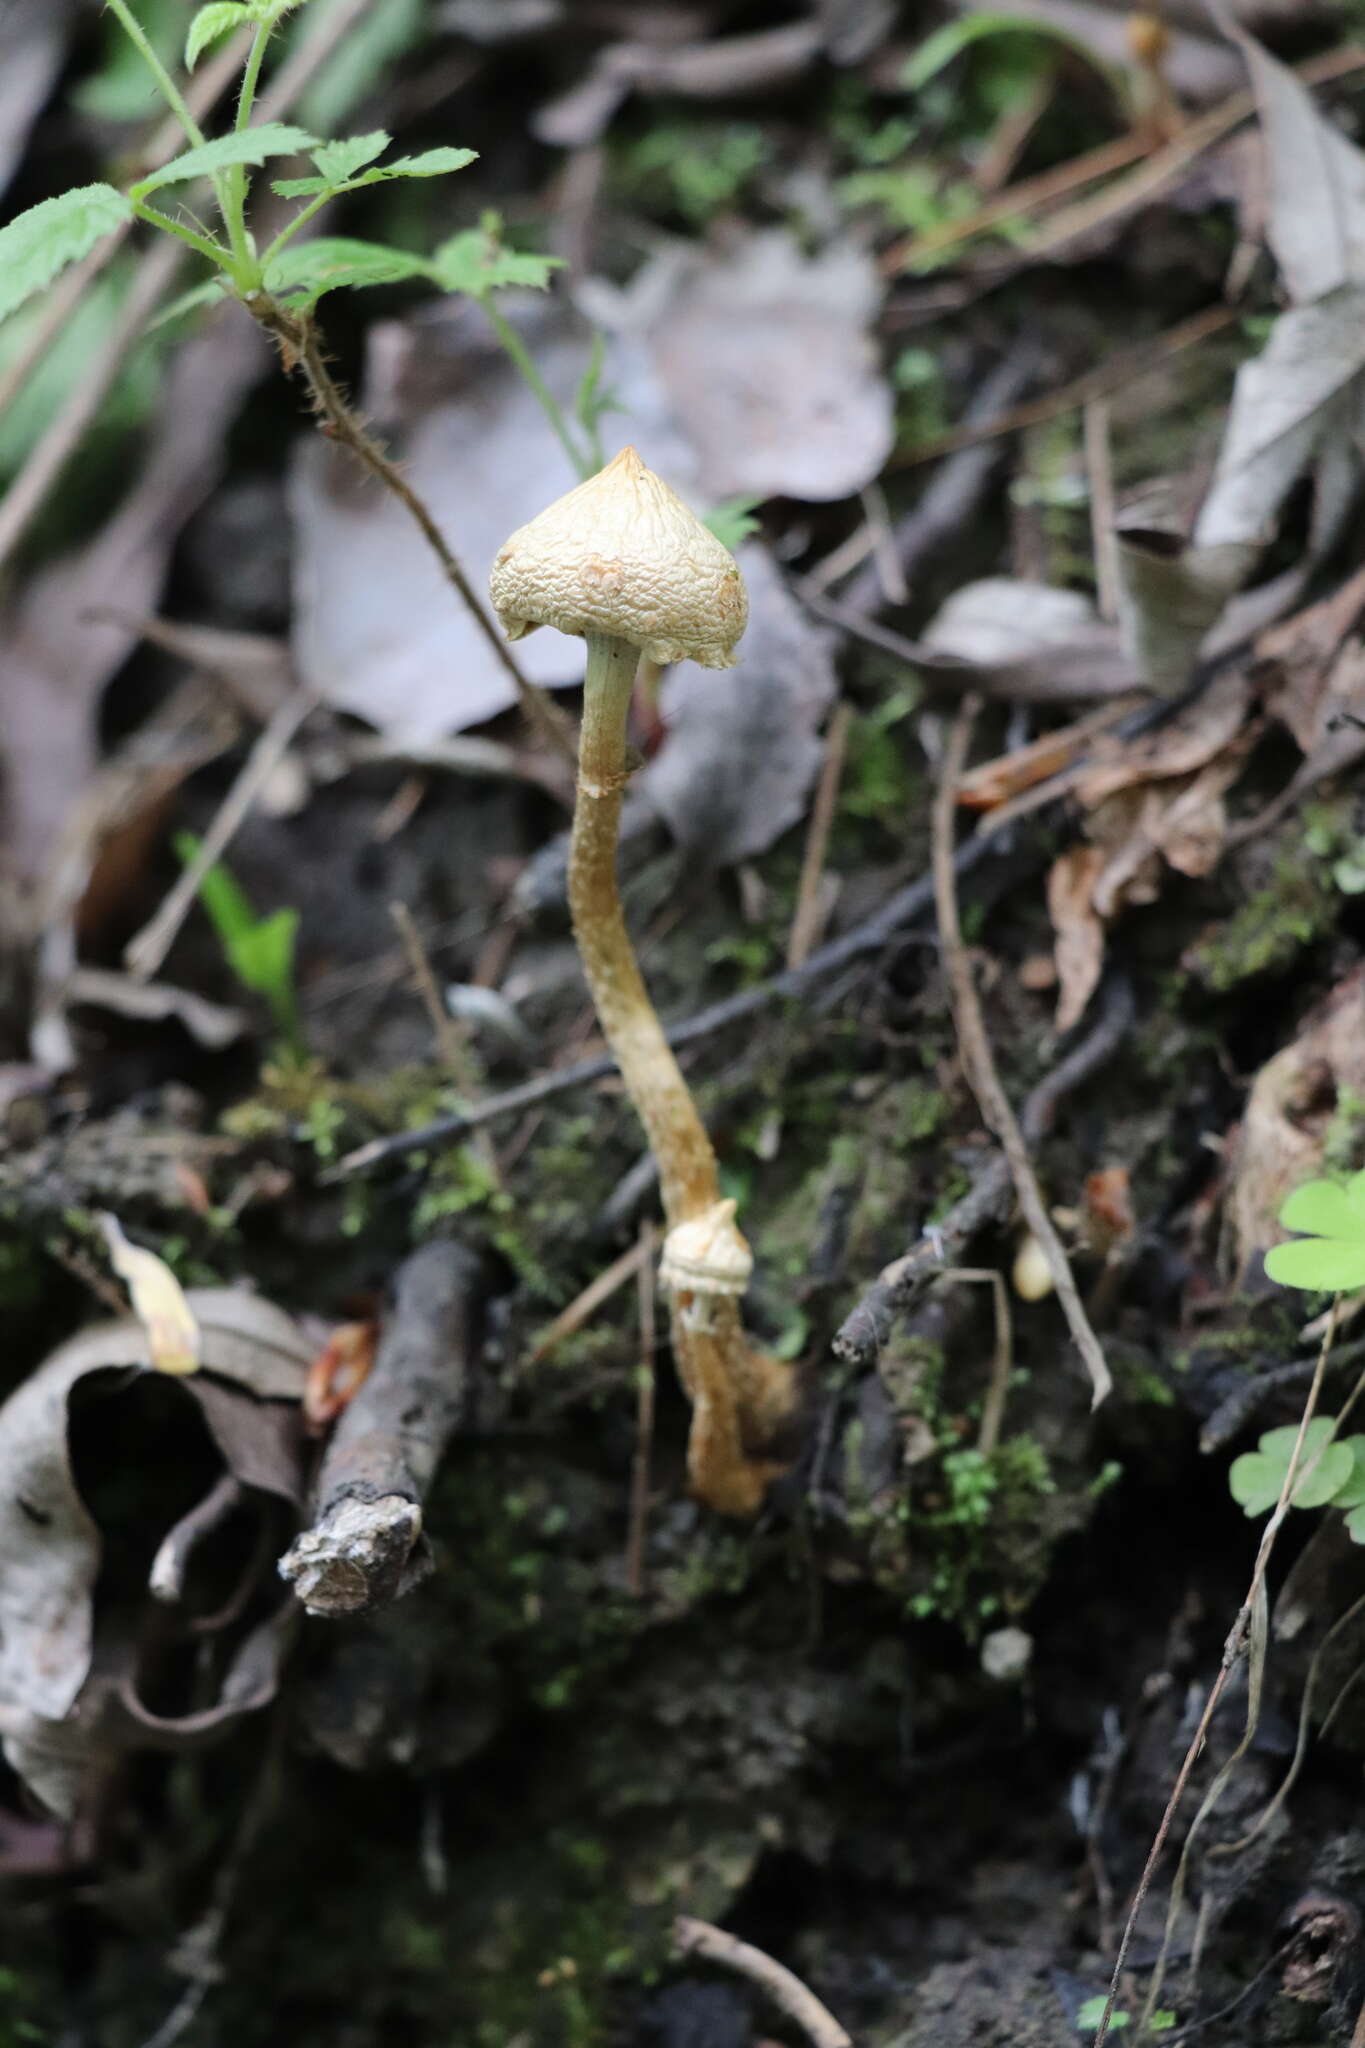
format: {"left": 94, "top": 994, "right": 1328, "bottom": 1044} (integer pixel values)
{"left": 5, "top": 2, "right": 1365, "bottom": 2044}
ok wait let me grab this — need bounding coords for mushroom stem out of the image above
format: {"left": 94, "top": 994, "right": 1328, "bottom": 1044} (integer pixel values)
{"left": 570, "top": 632, "right": 720, "bottom": 1225}
{"left": 569, "top": 630, "right": 795, "bottom": 1516}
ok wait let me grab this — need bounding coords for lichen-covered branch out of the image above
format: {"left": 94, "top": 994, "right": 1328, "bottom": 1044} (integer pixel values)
{"left": 279, "top": 1241, "right": 486, "bottom": 1617}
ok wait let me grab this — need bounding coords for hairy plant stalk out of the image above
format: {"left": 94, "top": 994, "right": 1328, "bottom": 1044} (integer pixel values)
{"left": 253, "top": 297, "right": 578, "bottom": 773}
{"left": 569, "top": 631, "right": 792, "bottom": 1515}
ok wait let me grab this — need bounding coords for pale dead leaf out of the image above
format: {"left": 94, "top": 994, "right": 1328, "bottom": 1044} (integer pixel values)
{"left": 0, "top": 307, "right": 267, "bottom": 901}
{"left": 1194, "top": 291, "right": 1365, "bottom": 552}
{"left": 1228, "top": 23, "right": 1365, "bottom": 303}
{"left": 0, "top": 1290, "right": 309, "bottom": 1738}
{"left": 636, "top": 545, "right": 837, "bottom": 861}
{"left": 1047, "top": 844, "right": 1107, "bottom": 1031}
{"left": 923, "top": 578, "right": 1138, "bottom": 702}
{"left": 613, "top": 231, "right": 894, "bottom": 503}
{"left": 1113, "top": 528, "right": 1256, "bottom": 697}
{"left": 98, "top": 1214, "right": 201, "bottom": 1375}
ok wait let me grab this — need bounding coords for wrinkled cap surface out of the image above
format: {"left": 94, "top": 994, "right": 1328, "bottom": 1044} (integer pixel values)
{"left": 489, "top": 446, "right": 748, "bottom": 669}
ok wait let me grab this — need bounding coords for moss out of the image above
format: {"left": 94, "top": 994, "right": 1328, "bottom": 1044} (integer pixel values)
{"left": 1188, "top": 840, "right": 1338, "bottom": 991}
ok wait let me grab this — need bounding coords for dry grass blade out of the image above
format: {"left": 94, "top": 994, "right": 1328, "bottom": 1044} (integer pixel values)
{"left": 787, "top": 702, "right": 851, "bottom": 970}
{"left": 526, "top": 1236, "right": 653, "bottom": 1368}
{"left": 933, "top": 697, "right": 1112, "bottom": 1408}
{"left": 1092, "top": 1296, "right": 1342, "bottom": 2046}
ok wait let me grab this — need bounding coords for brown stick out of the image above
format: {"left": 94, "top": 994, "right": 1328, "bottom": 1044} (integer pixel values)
{"left": 673, "top": 1917, "right": 852, "bottom": 2048}
{"left": 931, "top": 698, "right": 1111, "bottom": 1408}
{"left": 787, "top": 703, "right": 851, "bottom": 970}
{"left": 279, "top": 1240, "right": 486, "bottom": 1617}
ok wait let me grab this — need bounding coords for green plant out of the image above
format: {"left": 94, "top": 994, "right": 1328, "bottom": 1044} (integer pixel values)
{"left": 1264, "top": 1170, "right": 1365, "bottom": 1292}
{"left": 0, "top": 0, "right": 588, "bottom": 759}
{"left": 174, "top": 830, "right": 301, "bottom": 1049}
{"left": 1226, "top": 1172, "right": 1365, "bottom": 1542}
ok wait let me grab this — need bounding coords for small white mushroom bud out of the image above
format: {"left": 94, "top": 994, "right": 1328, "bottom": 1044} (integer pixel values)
{"left": 981, "top": 1626, "right": 1033, "bottom": 1683}
{"left": 660, "top": 1199, "right": 754, "bottom": 1296}
{"left": 489, "top": 445, "right": 748, "bottom": 670}
{"left": 1012, "top": 1233, "right": 1055, "bottom": 1303}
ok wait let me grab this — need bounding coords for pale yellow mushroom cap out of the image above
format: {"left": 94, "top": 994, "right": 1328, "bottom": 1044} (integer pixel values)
{"left": 660, "top": 1199, "right": 754, "bottom": 1296}
{"left": 489, "top": 446, "right": 748, "bottom": 670}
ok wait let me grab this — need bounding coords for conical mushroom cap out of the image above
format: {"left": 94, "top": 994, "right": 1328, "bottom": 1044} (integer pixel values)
{"left": 489, "top": 446, "right": 748, "bottom": 670}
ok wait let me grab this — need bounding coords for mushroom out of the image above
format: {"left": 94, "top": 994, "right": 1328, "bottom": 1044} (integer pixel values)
{"left": 491, "top": 447, "right": 796, "bottom": 1515}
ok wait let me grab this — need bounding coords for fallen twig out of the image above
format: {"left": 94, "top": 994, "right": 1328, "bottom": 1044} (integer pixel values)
{"left": 279, "top": 1240, "right": 487, "bottom": 1617}
{"left": 673, "top": 1916, "right": 852, "bottom": 2048}
{"left": 527, "top": 1233, "right": 652, "bottom": 1367}
{"left": 834, "top": 975, "right": 1134, "bottom": 1368}
{"left": 930, "top": 699, "right": 1111, "bottom": 1407}
{"left": 328, "top": 828, "right": 1017, "bottom": 1179}
{"left": 787, "top": 702, "right": 851, "bottom": 969}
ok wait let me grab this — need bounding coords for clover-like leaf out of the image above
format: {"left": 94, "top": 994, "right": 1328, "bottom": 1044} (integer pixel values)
{"left": 1345, "top": 1503, "right": 1365, "bottom": 1545}
{"left": 1330, "top": 1435, "right": 1365, "bottom": 1509}
{"left": 0, "top": 186, "right": 134, "bottom": 323}
{"left": 1229, "top": 1418, "right": 1354, "bottom": 1517}
{"left": 1263, "top": 1170, "right": 1365, "bottom": 1292}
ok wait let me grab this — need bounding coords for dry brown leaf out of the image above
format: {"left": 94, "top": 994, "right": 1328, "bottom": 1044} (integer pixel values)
{"left": 1229, "top": 969, "right": 1365, "bottom": 1282}
{"left": 0, "top": 1290, "right": 308, "bottom": 1769}
{"left": 1046, "top": 844, "right": 1108, "bottom": 1031}
{"left": 1074, "top": 663, "right": 1254, "bottom": 805}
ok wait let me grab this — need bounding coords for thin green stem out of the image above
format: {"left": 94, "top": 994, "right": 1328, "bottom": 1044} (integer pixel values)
{"left": 483, "top": 298, "right": 591, "bottom": 480}
{"left": 130, "top": 200, "right": 233, "bottom": 269}
{"left": 258, "top": 187, "right": 336, "bottom": 274}
{"left": 223, "top": 23, "right": 275, "bottom": 269}
{"left": 104, "top": 0, "right": 207, "bottom": 146}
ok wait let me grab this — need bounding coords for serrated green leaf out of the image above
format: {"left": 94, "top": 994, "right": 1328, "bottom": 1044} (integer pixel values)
{"left": 1264, "top": 1237, "right": 1365, "bottom": 1292}
{"left": 263, "top": 235, "right": 431, "bottom": 304}
{"left": 311, "top": 130, "right": 391, "bottom": 184}
{"left": 186, "top": 0, "right": 308, "bottom": 63}
{"left": 369, "top": 146, "right": 476, "bottom": 181}
{"left": 131, "top": 123, "right": 317, "bottom": 198}
{"left": 430, "top": 224, "right": 561, "bottom": 299}
{"left": 0, "top": 185, "right": 134, "bottom": 323}
{"left": 270, "top": 176, "right": 331, "bottom": 197}
{"left": 704, "top": 495, "right": 764, "bottom": 551}
{"left": 185, "top": 3, "right": 252, "bottom": 69}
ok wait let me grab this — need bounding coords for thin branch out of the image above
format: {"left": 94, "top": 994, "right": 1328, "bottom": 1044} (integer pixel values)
{"left": 255, "top": 304, "right": 578, "bottom": 772}
{"left": 673, "top": 1917, "right": 852, "bottom": 2048}
{"left": 931, "top": 697, "right": 1111, "bottom": 1408}
{"left": 526, "top": 1234, "right": 651, "bottom": 1367}
{"left": 787, "top": 702, "right": 851, "bottom": 969}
